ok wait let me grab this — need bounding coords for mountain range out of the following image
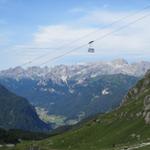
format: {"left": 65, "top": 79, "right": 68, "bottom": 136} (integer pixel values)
{"left": 0, "top": 59, "right": 150, "bottom": 81}
{"left": 0, "top": 59, "right": 149, "bottom": 128}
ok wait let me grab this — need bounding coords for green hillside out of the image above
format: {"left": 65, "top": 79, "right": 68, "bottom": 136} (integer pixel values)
{"left": 0, "top": 128, "right": 49, "bottom": 144}
{"left": 3, "top": 71, "right": 150, "bottom": 150}
{"left": 0, "top": 85, "right": 50, "bottom": 132}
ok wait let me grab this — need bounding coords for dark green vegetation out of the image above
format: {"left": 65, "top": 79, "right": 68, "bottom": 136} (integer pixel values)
{"left": 0, "top": 128, "right": 49, "bottom": 144}
{"left": 0, "top": 85, "right": 51, "bottom": 132}
{"left": 8, "top": 70, "right": 150, "bottom": 150}
{"left": 0, "top": 74, "right": 138, "bottom": 126}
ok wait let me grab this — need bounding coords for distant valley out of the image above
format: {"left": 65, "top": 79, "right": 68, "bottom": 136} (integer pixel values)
{"left": 0, "top": 59, "right": 150, "bottom": 128}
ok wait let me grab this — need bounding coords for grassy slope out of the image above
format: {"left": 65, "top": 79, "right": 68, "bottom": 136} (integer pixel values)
{"left": 2, "top": 72, "right": 150, "bottom": 150}
{"left": 11, "top": 90, "right": 150, "bottom": 150}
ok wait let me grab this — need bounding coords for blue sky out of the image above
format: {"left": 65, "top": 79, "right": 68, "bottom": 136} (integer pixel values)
{"left": 0, "top": 0, "right": 150, "bottom": 69}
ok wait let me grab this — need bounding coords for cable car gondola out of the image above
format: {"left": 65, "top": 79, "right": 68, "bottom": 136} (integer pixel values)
{"left": 88, "top": 41, "right": 95, "bottom": 53}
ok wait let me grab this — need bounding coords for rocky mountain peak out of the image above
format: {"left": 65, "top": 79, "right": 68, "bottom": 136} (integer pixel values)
{"left": 0, "top": 59, "right": 150, "bottom": 82}
{"left": 112, "top": 58, "right": 129, "bottom": 65}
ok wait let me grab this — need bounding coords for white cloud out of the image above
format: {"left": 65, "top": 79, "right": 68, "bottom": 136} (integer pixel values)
{"left": 33, "top": 25, "right": 95, "bottom": 47}
{"left": 32, "top": 10, "right": 150, "bottom": 52}
{"left": 14, "top": 9, "right": 150, "bottom": 66}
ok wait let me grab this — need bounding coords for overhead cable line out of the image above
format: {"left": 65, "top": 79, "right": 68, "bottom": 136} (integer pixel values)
{"left": 20, "top": 5, "right": 150, "bottom": 66}
{"left": 38, "top": 13, "right": 150, "bottom": 66}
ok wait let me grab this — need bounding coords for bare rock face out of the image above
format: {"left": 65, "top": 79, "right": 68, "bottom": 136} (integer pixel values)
{"left": 142, "top": 71, "right": 150, "bottom": 124}
{"left": 122, "top": 70, "right": 150, "bottom": 124}
{"left": 144, "top": 95, "right": 150, "bottom": 124}
{"left": 145, "top": 70, "right": 150, "bottom": 77}
{"left": 144, "top": 95, "right": 150, "bottom": 111}
{"left": 145, "top": 112, "right": 150, "bottom": 124}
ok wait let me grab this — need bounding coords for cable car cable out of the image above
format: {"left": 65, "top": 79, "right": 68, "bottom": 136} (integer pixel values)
{"left": 38, "top": 13, "right": 150, "bottom": 66}
{"left": 20, "top": 5, "right": 150, "bottom": 66}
